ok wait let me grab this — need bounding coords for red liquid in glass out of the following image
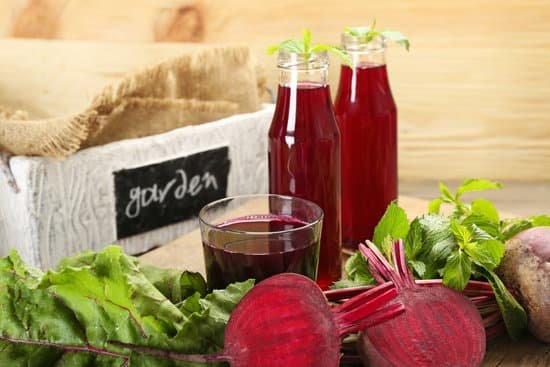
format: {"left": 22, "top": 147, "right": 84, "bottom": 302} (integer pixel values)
{"left": 203, "top": 215, "right": 319, "bottom": 290}
{"left": 335, "top": 63, "right": 398, "bottom": 248}
{"left": 269, "top": 83, "right": 342, "bottom": 290}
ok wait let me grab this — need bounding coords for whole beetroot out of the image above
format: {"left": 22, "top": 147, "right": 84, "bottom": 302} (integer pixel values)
{"left": 499, "top": 226, "right": 550, "bottom": 342}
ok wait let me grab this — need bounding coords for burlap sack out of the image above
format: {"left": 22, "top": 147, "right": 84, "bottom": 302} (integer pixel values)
{"left": 0, "top": 45, "right": 264, "bottom": 158}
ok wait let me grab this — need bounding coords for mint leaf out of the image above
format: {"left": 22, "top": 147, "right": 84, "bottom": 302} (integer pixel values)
{"left": 405, "top": 218, "right": 424, "bottom": 260}
{"left": 344, "top": 26, "right": 371, "bottom": 38}
{"left": 464, "top": 239, "right": 505, "bottom": 271}
{"left": 409, "top": 260, "right": 427, "bottom": 278}
{"left": 450, "top": 220, "right": 473, "bottom": 247}
{"left": 381, "top": 31, "right": 410, "bottom": 51}
{"left": 331, "top": 278, "right": 367, "bottom": 289}
{"left": 267, "top": 29, "right": 351, "bottom": 66}
{"left": 471, "top": 198, "right": 499, "bottom": 223}
{"left": 373, "top": 202, "right": 410, "bottom": 247}
{"left": 267, "top": 38, "right": 303, "bottom": 54}
{"left": 463, "top": 214, "right": 500, "bottom": 239}
{"left": 419, "top": 215, "right": 456, "bottom": 264}
{"left": 439, "top": 182, "right": 455, "bottom": 203}
{"left": 344, "top": 21, "right": 409, "bottom": 51}
{"left": 331, "top": 251, "right": 375, "bottom": 289}
{"left": 456, "top": 179, "right": 502, "bottom": 198}
{"left": 480, "top": 269, "right": 527, "bottom": 339}
{"left": 443, "top": 249, "right": 472, "bottom": 291}
{"left": 501, "top": 219, "right": 532, "bottom": 240}
{"left": 345, "top": 252, "right": 375, "bottom": 285}
{"left": 501, "top": 215, "right": 550, "bottom": 240}
{"left": 428, "top": 198, "right": 443, "bottom": 214}
{"left": 530, "top": 214, "right": 550, "bottom": 226}
{"left": 310, "top": 44, "right": 352, "bottom": 66}
{"left": 302, "top": 28, "right": 311, "bottom": 52}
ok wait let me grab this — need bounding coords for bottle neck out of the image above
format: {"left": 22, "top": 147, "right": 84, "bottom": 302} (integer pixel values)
{"left": 277, "top": 50, "right": 330, "bottom": 88}
{"left": 347, "top": 49, "right": 387, "bottom": 69}
{"left": 341, "top": 33, "right": 388, "bottom": 68}
{"left": 279, "top": 67, "right": 329, "bottom": 88}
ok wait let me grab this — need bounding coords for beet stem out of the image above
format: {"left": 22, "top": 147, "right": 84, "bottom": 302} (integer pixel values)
{"left": 392, "top": 240, "right": 415, "bottom": 288}
{"left": 360, "top": 242, "right": 403, "bottom": 287}
{"left": 332, "top": 282, "right": 393, "bottom": 313}
{"left": 109, "top": 341, "right": 229, "bottom": 363}
{"left": 338, "top": 303, "right": 406, "bottom": 336}
{"left": 334, "top": 287, "right": 399, "bottom": 326}
{"left": 325, "top": 285, "right": 375, "bottom": 302}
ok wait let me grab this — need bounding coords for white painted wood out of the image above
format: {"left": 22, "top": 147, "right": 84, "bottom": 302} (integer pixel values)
{"left": 0, "top": 104, "right": 274, "bottom": 268}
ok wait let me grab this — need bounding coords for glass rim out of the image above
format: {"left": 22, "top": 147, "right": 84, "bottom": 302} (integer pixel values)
{"left": 277, "top": 49, "right": 329, "bottom": 70}
{"left": 341, "top": 32, "right": 387, "bottom": 52}
{"left": 198, "top": 194, "right": 324, "bottom": 236}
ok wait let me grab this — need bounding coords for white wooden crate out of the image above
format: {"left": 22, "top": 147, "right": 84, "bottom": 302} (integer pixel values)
{"left": 0, "top": 104, "right": 274, "bottom": 268}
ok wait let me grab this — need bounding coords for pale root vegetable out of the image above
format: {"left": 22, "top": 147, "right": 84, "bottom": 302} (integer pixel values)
{"left": 117, "top": 273, "right": 404, "bottom": 366}
{"left": 357, "top": 240, "right": 486, "bottom": 367}
{"left": 499, "top": 226, "right": 550, "bottom": 342}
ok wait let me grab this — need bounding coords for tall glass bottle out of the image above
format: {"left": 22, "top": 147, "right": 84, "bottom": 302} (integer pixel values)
{"left": 335, "top": 33, "right": 398, "bottom": 248}
{"left": 268, "top": 50, "right": 342, "bottom": 289}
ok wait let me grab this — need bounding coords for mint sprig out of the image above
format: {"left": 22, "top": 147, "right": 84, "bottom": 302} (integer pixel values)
{"left": 267, "top": 28, "right": 352, "bottom": 66}
{"left": 344, "top": 19, "right": 410, "bottom": 51}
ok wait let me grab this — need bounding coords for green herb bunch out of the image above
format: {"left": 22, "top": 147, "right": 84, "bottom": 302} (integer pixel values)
{"left": 267, "top": 28, "right": 352, "bottom": 66}
{"left": 334, "top": 178, "right": 550, "bottom": 339}
{"left": 344, "top": 19, "right": 410, "bottom": 51}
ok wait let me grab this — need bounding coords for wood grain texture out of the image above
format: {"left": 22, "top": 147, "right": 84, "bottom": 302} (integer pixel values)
{"left": 1, "top": 0, "right": 550, "bottom": 180}
{"left": 138, "top": 194, "right": 549, "bottom": 366}
{"left": 0, "top": 39, "right": 204, "bottom": 118}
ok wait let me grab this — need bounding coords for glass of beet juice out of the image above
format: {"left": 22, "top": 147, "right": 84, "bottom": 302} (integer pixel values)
{"left": 199, "top": 194, "right": 323, "bottom": 290}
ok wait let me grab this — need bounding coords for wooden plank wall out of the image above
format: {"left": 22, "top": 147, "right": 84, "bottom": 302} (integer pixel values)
{"left": 1, "top": 0, "right": 550, "bottom": 181}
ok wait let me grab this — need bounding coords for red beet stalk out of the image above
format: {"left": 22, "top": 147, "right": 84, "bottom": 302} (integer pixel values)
{"left": 325, "top": 267, "right": 506, "bottom": 340}
{"left": 355, "top": 240, "right": 486, "bottom": 367}
{"left": 116, "top": 273, "right": 404, "bottom": 366}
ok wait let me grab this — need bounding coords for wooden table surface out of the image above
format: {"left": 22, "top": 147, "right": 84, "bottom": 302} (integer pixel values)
{"left": 139, "top": 189, "right": 550, "bottom": 367}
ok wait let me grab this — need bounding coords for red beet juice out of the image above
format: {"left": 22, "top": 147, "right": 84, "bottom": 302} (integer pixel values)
{"left": 269, "top": 78, "right": 342, "bottom": 290}
{"left": 202, "top": 214, "right": 320, "bottom": 290}
{"left": 335, "top": 58, "right": 398, "bottom": 248}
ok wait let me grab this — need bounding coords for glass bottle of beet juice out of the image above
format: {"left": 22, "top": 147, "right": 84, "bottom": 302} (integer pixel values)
{"left": 335, "top": 32, "right": 399, "bottom": 248}
{"left": 269, "top": 50, "right": 342, "bottom": 290}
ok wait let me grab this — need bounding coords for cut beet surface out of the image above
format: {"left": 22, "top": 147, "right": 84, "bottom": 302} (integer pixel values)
{"left": 357, "top": 240, "right": 486, "bottom": 367}
{"left": 222, "top": 273, "right": 342, "bottom": 366}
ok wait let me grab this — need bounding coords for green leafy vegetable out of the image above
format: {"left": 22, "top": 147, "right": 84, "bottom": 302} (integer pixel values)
{"left": 443, "top": 249, "right": 472, "bottom": 290}
{"left": 501, "top": 214, "right": 550, "bottom": 240}
{"left": 267, "top": 28, "right": 351, "bottom": 66}
{"left": 480, "top": 269, "right": 528, "bottom": 340}
{"left": 331, "top": 252, "right": 374, "bottom": 289}
{"left": 456, "top": 178, "right": 503, "bottom": 198}
{"left": 0, "top": 246, "right": 253, "bottom": 366}
{"left": 344, "top": 19, "right": 410, "bottom": 51}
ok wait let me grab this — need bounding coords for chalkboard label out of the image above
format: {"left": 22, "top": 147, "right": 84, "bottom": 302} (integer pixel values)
{"left": 113, "top": 147, "right": 230, "bottom": 239}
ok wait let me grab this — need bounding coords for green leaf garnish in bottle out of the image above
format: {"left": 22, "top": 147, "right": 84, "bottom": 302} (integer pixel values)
{"left": 267, "top": 28, "right": 352, "bottom": 66}
{"left": 344, "top": 19, "right": 410, "bottom": 51}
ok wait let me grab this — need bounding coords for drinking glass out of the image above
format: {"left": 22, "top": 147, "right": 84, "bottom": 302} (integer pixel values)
{"left": 199, "top": 194, "right": 323, "bottom": 289}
